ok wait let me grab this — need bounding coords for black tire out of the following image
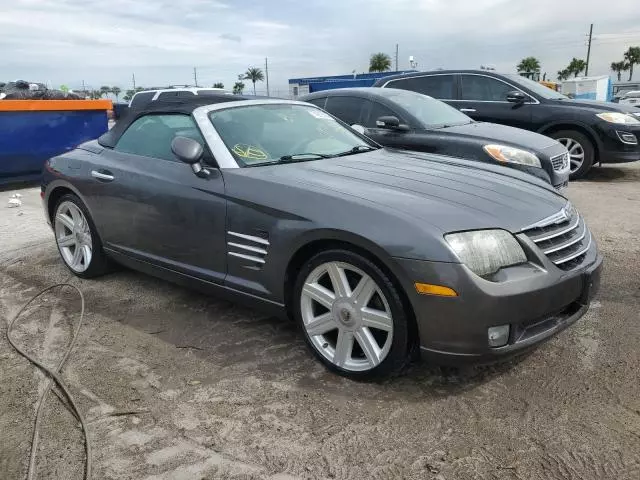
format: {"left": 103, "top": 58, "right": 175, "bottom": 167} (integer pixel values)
{"left": 293, "top": 249, "right": 412, "bottom": 379}
{"left": 53, "top": 193, "right": 111, "bottom": 278}
{"left": 548, "top": 129, "right": 595, "bottom": 180}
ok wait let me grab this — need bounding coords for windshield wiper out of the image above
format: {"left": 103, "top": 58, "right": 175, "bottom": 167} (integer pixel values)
{"left": 278, "top": 153, "right": 333, "bottom": 163}
{"left": 333, "top": 145, "right": 377, "bottom": 157}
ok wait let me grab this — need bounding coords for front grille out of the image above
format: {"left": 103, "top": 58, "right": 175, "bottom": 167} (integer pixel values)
{"left": 521, "top": 204, "right": 591, "bottom": 271}
{"left": 550, "top": 152, "right": 569, "bottom": 171}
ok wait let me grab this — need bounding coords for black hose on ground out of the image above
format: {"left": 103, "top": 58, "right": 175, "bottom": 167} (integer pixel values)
{"left": 6, "top": 284, "right": 91, "bottom": 480}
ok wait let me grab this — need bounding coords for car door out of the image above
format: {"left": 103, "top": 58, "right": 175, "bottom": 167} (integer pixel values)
{"left": 454, "top": 74, "right": 533, "bottom": 130}
{"left": 360, "top": 100, "right": 439, "bottom": 154}
{"left": 84, "top": 113, "right": 228, "bottom": 283}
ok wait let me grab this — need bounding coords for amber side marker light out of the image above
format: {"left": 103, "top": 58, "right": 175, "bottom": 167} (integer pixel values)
{"left": 414, "top": 283, "right": 458, "bottom": 297}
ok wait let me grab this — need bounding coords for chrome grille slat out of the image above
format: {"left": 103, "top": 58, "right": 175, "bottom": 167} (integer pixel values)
{"left": 553, "top": 231, "right": 591, "bottom": 265}
{"left": 543, "top": 224, "right": 586, "bottom": 254}
{"left": 526, "top": 214, "right": 580, "bottom": 243}
{"left": 550, "top": 152, "right": 569, "bottom": 172}
{"left": 522, "top": 203, "right": 591, "bottom": 271}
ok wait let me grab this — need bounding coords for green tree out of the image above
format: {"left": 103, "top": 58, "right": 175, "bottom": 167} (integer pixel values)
{"left": 111, "top": 86, "right": 121, "bottom": 101}
{"left": 233, "top": 81, "right": 245, "bottom": 94}
{"left": 99, "top": 85, "right": 111, "bottom": 97}
{"left": 243, "top": 67, "right": 264, "bottom": 95}
{"left": 610, "top": 61, "right": 630, "bottom": 81}
{"left": 213, "top": 82, "right": 224, "bottom": 89}
{"left": 557, "top": 69, "right": 571, "bottom": 81}
{"left": 369, "top": 52, "right": 392, "bottom": 73}
{"left": 623, "top": 46, "right": 640, "bottom": 81}
{"left": 90, "top": 90, "right": 103, "bottom": 100}
{"left": 567, "top": 58, "right": 587, "bottom": 77}
{"left": 516, "top": 57, "right": 541, "bottom": 76}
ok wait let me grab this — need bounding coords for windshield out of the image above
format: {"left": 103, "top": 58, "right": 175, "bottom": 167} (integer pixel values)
{"left": 384, "top": 90, "right": 472, "bottom": 127}
{"left": 503, "top": 74, "right": 568, "bottom": 100}
{"left": 209, "top": 104, "right": 375, "bottom": 166}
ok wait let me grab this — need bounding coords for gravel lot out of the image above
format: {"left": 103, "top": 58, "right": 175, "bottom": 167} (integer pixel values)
{"left": 1, "top": 165, "right": 639, "bottom": 480}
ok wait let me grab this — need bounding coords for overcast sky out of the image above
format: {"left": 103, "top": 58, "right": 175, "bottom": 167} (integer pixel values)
{"left": 2, "top": 0, "right": 640, "bottom": 94}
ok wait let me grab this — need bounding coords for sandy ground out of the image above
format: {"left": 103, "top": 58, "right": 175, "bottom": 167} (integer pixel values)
{"left": 1, "top": 165, "right": 639, "bottom": 480}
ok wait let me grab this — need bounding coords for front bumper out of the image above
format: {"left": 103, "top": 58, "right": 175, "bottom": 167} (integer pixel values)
{"left": 595, "top": 122, "right": 640, "bottom": 164}
{"left": 393, "top": 242, "right": 602, "bottom": 365}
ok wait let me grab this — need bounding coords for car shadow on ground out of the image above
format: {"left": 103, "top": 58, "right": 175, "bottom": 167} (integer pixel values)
{"left": 80, "top": 268, "right": 531, "bottom": 404}
{"left": 4, "top": 248, "right": 531, "bottom": 408}
{"left": 578, "top": 164, "right": 640, "bottom": 182}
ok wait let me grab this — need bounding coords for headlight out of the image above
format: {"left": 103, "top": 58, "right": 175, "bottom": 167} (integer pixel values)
{"left": 445, "top": 229, "right": 527, "bottom": 277}
{"left": 596, "top": 112, "right": 640, "bottom": 124}
{"left": 483, "top": 144, "right": 541, "bottom": 168}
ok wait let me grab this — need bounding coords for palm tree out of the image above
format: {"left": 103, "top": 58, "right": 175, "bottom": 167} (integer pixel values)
{"left": 517, "top": 57, "right": 541, "bottom": 77}
{"left": 567, "top": 58, "right": 587, "bottom": 77}
{"left": 233, "top": 81, "right": 245, "bottom": 94}
{"left": 91, "top": 90, "right": 103, "bottom": 100}
{"left": 243, "top": 67, "right": 264, "bottom": 95}
{"left": 110, "top": 86, "right": 121, "bottom": 102}
{"left": 369, "top": 53, "right": 392, "bottom": 73}
{"left": 99, "top": 85, "right": 111, "bottom": 97}
{"left": 557, "top": 69, "right": 570, "bottom": 81}
{"left": 624, "top": 46, "right": 640, "bottom": 81}
{"left": 610, "top": 61, "right": 630, "bottom": 81}
{"left": 213, "top": 82, "right": 224, "bottom": 89}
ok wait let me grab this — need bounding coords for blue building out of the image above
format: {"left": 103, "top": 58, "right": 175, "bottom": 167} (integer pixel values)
{"left": 288, "top": 71, "right": 417, "bottom": 98}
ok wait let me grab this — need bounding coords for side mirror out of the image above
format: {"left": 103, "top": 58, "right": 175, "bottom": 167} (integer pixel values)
{"left": 351, "top": 124, "right": 366, "bottom": 134}
{"left": 171, "top": 136, "right": 209, "bottom": 178}
{"left": 506, "top": 91, "right": 527, "bottom": 104}
{"left": 375, "top": 116, "right": 409, "bottom": 131}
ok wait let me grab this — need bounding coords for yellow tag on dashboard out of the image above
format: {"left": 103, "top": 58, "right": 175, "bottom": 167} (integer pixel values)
{"left": 232, "top": 144, "right": 268, "bottom": 160}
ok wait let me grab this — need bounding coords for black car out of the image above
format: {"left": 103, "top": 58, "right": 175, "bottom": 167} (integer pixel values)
{"left": 41, "top": 95, "right": 601, "bottom": 378}
{"left": 374, "top": 70, "right": 640, "bottom": 179}
{"left": 302, "top": 88, "right": 570, "bottom": 189}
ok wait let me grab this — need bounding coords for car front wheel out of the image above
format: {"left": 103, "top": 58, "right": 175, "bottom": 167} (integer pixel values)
{"left": 293, "top": 249, "right": 411, "bottom": 379}
{"left": 549, "top": 130, "right": 595, "bottom": 180}
{"left": 53, "top": 194, "right": 110, "bottom": 278}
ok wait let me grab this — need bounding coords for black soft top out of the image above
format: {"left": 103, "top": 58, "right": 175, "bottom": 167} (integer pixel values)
{"left": 98, "top": 94, "right": 251, "bottom": 148}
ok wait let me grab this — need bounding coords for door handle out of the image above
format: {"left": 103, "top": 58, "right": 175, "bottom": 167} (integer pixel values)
{"left": 91, "top": 170, "right": 114, "bottom": 181}
{"left": 459, "top": 108, "right": 476, "bottom": 113}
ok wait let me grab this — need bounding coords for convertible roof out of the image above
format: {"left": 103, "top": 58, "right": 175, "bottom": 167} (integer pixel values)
{"left": 98, "top": 94, "right": 252, "bottom": 148}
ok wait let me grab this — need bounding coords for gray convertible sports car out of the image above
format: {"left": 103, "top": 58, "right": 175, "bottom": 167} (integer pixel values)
{"left": 42, "top": 95, "right": 602, "bottom": 378}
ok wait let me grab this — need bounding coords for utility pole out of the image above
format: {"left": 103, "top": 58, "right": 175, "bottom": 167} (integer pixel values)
{"left": 585, "top": 23, "right": 593, "bottom": 76}
{"left": 395, "top": 44, "right": 399, "bottom": 71}
{"left": 81, "top": 80, "right": 85, "bottom": 95}
{"left": 265, "top": 57, "right": 270, "bottom": 97}
{"left": 132, "top": 73, "right": 136, "bottom": 90}
{"left": 193, "top": 67, "right": 198, "bottom": 87}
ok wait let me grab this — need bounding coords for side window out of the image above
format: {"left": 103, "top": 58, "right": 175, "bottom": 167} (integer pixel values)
{"left": 364, "top": 101, "right": 401, "bottom": 128}
{"left": 114, "top": 114, "right": 206, "bottom": 162}
{"left": 388, "top": 75, "right": 455, "bottom": 99}
{"left": 129, "top": 91, "right": 154, "bottom": 108}
{"left": 460, "top": 75, "right": 513, "bottom": 101}
{"left": 324, "top": 96, "right": 367, "bottom": 125}
{"left": 306, "top": 97, "right": 327, "bottom": 109}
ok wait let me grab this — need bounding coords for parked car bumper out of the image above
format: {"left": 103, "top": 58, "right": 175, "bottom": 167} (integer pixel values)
{"left": 595, "top": 123, "right": 640, "bottom": 164}
{"left": 392, "top": 241, "right": 602, "bottom": 365}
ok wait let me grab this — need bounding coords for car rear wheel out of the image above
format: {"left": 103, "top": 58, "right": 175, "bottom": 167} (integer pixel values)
{"left": 549, "top": 130, "right": 594, "bottom": 180}
{"left": 53, "top": 194, "right": 110, "bottom": 278}
{"left": 293, "top": 249, "right": 411, "bottom": 379}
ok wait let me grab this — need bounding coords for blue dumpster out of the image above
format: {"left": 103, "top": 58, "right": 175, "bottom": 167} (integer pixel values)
{"left": 0, "top": 99, "right": 112, "bottom": 184}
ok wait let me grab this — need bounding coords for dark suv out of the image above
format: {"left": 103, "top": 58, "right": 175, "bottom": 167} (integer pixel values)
{"left": 374, "top": 70, "right": 640, "bottom": 179}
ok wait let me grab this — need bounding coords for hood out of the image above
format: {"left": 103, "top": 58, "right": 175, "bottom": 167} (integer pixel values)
{"left": 433, "top": 122, "right": 558, "bottom": 152}
{"left": 260, "top": 149, "right": 567, "bottom": 234}
{"left": 546, "top": 97, "right": 640, "bottom": 114}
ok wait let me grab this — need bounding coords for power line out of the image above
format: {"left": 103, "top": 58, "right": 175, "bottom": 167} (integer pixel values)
{"left": 585, "top": 23, "right": 593, "bottom": 76}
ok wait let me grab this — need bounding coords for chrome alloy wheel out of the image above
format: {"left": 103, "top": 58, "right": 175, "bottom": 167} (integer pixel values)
{"left": 54, "top": 201, "right": 93, "bottom": 273}
{"left": 556, "top": 137, "right": 585, "bottom": 174}
{"left": 300, "top": 261, "right": 393, "bottom": 372}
